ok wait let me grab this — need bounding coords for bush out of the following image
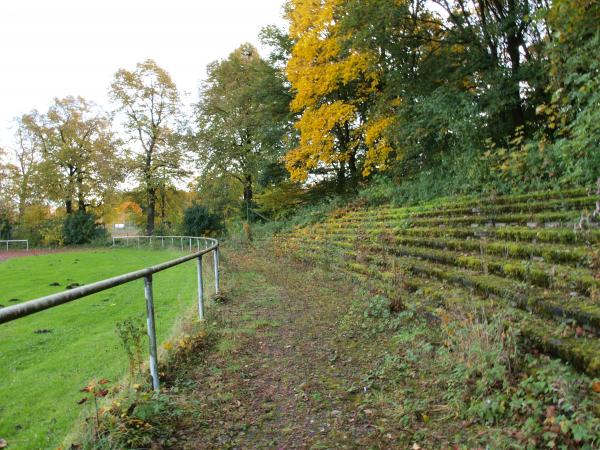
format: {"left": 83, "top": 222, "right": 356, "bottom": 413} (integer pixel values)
{"left": 0, "top": 216, "right": 12, "bottom": 240}
{"left": 182, "top": 204, "right": 224, "bottom": 237}
{"left": 63, "top": 211, "right": 107, "bottom": 245}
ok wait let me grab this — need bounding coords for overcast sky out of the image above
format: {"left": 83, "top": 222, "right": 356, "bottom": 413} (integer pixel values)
{"left": 0, "top": 0, "right": 286, "bottom": 150}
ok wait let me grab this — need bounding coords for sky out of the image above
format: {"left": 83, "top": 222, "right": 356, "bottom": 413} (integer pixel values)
{"left": 0, "top": 0, "right": 287, "bottom": 151}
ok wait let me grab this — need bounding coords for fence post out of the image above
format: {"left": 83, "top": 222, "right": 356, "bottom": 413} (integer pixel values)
{"left": 180, "top": 237, "right": 183, "bottom": 252}
{"left": 161, "top": 237, "right": 164, "bottom": 248}
{"left": 189, "top": 238, "right": 192, "bottom": 252}
{"left": 197, "top": 255, "right": 204, "bottom": 319}
{"left": 213, "top": 246, "right": 220, "bottom": 295}
{"left": 26, "top": 240, "right": 29, "bottom": 251}
{"left": 143, "top": 275, "right": 160, "bottom": 391}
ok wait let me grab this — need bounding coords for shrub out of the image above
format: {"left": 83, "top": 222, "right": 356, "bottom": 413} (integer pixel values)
{"left": 182, "top": 204, "right": 224, "bottom": 237}
{"left": 63, "top": 211, "right": 107, "bottom": 245}
{"left": 0, "top": 216, "right": 12, "bottom": 240}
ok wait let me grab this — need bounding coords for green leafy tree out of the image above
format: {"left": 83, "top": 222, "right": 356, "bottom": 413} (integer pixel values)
{"left": 63, "top": 210, "right": 107, "bottom": 245}
{"left": 182, "top": 204, "right": 224, "bottom": 237}
{"left": 21, "top": 97, "right": 122, "bottom": 214}
{"left": 195, "top": 44, "right": 291, "bottom": 220}
{"left": 110, "top": 59, "right": 185, "bottom": 235}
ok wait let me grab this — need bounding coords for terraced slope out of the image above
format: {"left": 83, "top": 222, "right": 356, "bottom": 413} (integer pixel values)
{"left": 275, "top": 187, "right": 600, "bottom": 376}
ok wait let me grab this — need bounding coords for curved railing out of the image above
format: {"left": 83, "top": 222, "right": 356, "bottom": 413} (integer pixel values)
{"left": 0, "top": 235, "right": 219, "bottom": 390}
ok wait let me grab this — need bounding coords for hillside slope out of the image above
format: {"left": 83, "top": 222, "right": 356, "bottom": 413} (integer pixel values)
{"left": 276, "top": 187, "right": 600, "bottom": 376}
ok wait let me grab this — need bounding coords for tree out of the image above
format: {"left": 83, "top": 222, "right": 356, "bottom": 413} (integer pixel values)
{"left": 110, "top": 59, "right": 184, "bottom": 235}
{"left": 182, "top": 204, "right": 224, "bottom": 237}
{"left": 11, "top": 117, "right": 42, "bottom": 221}
{"left": 0, "top": 147, "right": 16, "bottom": 235}
{"left": 195, "top": 44, "right": 291, "bottom": 220}
{"left": 541, "top": 0, "right": 600, "bottom": 184}
{"left": 22, "top": 97, "right": 122, "bottom": 214}
{"left": 63, "top": 210, "right": 107, "bottom": 245}
{"left": 284, "top": 0, "right": 383, "bottom": 188}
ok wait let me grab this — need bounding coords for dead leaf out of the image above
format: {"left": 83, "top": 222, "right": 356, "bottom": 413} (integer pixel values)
{"left": 592, "top": 381, "right": 600, "bottom": 393}
{"left": 95, "top": 389, "right": 109, "bottom": 398}
{"left": 76, "top": 398, "right": 88, "bottom": 405}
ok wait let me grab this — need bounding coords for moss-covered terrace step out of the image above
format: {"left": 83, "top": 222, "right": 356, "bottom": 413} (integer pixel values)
{"left": 348, "top": 188, "right": 592, "bottom": 217}
{"left": 343, "top": 195, "right": 599, "bottom": 222}
{"left": 331, "top": 224, "right": 600, "bottom": 245}
{"left": 295, "top": 221, "right": 600, "bottom": 246}
{"left": 286, "top": 233, "right": 598, "bottom": 296}
{"left": 277, "top": 237, "right": 600, "bottom": 376}
{"left": 282, "top": 235, "right": 600, "bottom": 296}
{"left": 350, "top": 261, "right": 600, "bottom": 375}
{"left": 283, "top": 237, "right": 600, "bottom": 332}
{"left": 304, "top": 228, "right": 593, "bottom": 267}
{"left": 330, "top": 210, "right": 582, "bottom": 229}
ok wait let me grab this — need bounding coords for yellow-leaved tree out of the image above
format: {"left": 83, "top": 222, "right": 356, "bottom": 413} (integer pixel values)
{"left": 285, "top": 0, "right": 394, "bottom": 188}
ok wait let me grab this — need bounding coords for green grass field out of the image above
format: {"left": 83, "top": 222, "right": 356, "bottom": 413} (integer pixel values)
{"left": 0, "top": 248, "right": 209, "bottom": 449}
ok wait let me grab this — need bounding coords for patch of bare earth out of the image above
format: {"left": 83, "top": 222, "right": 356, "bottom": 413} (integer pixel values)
{"left": 167, "top": 246, "right": 411, "bottom": 449}
{"left": 0, "top": 248, "right": 72, "bottom": 262}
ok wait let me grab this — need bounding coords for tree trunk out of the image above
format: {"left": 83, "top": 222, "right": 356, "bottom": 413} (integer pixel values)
{"left": 348, "top": 152, "right": 357, "bottom": 186}
{"left": 146, "top": 187, "right": 156, "bottom": 236}
{"left": 505, "top": 0, "right": 526, "bottom": 131}
{"left": 336, "top": 161, "right": 346, "bottom": 192}
{"left": 66, "top": 166, "right": 75, "bottom": 214}
{"left": 243, "top": 174, "right": 253, "bottom": 221}
{"left": 77, "top": 173, "right": 86, "bottom": 212}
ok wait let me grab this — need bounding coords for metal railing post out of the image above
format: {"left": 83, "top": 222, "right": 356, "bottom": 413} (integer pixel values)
{"left": 197, "top": 255, "right": 204, "bottom": 320}
{"left": 161, "top": 237, "right": 164, "bottom": 248}
{"left": 144, "top": 275, "right": 160, "bottom": 391}
{"left": 213, "top": 246, "right": 220, "bottom": 295}
{"left": 26, "top": 240, "right": 28, "bottom": 251}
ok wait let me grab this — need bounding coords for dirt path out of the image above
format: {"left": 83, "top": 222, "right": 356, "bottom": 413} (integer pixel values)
{"left": 0, "top": 248, "right": 71, "bottom": 262}
{"left": 169, "top": 247, "right": 407, "bottom": 449}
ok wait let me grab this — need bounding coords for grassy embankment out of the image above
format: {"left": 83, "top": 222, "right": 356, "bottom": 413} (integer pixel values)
{"left": 0, "top": 248, "right": 208, "bottom": 449}
{"left": 277, "top": 187, "right": 600, "bottom": 376}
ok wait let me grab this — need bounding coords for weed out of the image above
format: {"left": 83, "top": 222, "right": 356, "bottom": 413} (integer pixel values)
{"left": 115, "top": 317, "right": 145, "bottom": 383}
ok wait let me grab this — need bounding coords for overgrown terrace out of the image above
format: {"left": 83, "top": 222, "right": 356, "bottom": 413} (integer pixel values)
{"left": 275, "top": 187, "right": 600, "bottom": 376}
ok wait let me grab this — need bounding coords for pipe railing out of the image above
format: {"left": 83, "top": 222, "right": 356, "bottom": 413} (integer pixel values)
{"left": 0, "top": 236, "right": 219, "bottom": 391}
{"left": 0, "top": 239, "right": 29, "bottom": 251}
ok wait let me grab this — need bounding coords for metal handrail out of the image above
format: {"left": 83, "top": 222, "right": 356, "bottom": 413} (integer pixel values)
{"left": 0, "top": 236, "right": 219, "bottom": 390}
{"left": 1, "top": 239, "right": 29, "bottom": 251}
